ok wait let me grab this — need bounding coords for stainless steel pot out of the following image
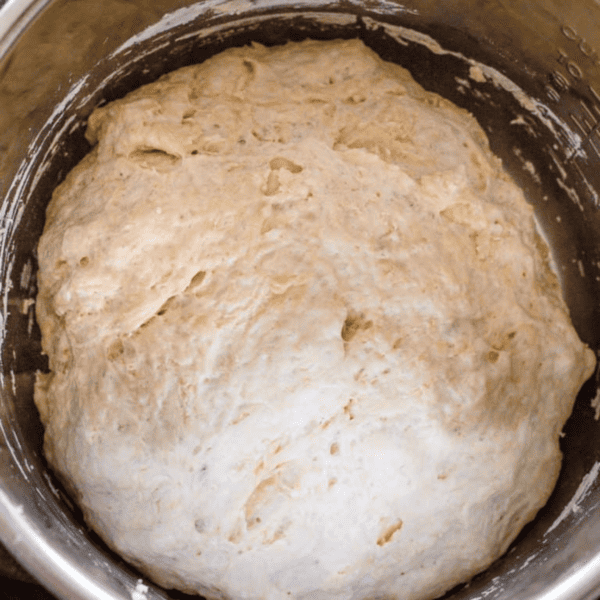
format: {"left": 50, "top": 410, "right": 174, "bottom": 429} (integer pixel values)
{"left": 1, "top": 1, "right": 600, "bottom": 599}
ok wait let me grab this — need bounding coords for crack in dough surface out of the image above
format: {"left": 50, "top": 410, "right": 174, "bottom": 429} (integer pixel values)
{"left": 34, "top": 39, "right": 596, "bottom": 600}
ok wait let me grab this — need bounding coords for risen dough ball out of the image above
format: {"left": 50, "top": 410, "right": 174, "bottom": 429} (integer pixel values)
{"left": 35, "top": 39, "right": 596, "bottom": 600}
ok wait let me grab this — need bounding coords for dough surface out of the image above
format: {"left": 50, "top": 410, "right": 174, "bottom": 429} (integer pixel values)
{"left": 35, "top": 39, "right": 596, "bottom": 600}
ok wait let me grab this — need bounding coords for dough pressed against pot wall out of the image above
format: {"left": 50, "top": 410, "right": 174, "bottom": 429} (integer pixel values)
{"left": 33, "top": 39, "right": 596, "bottom": 600}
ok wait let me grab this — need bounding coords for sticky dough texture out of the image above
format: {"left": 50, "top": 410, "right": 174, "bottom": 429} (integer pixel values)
{"left": 35, "top": 39, "right": 596, "bottom": 600}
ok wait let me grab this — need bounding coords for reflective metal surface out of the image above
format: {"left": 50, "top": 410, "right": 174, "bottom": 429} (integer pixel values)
{"left": 1, "top": 1, "right": 600, "bottom": 600}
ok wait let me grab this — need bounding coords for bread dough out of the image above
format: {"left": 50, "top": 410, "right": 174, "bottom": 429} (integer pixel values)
{"left": 34, "top": 39, "right": 596, "bottom": 600}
